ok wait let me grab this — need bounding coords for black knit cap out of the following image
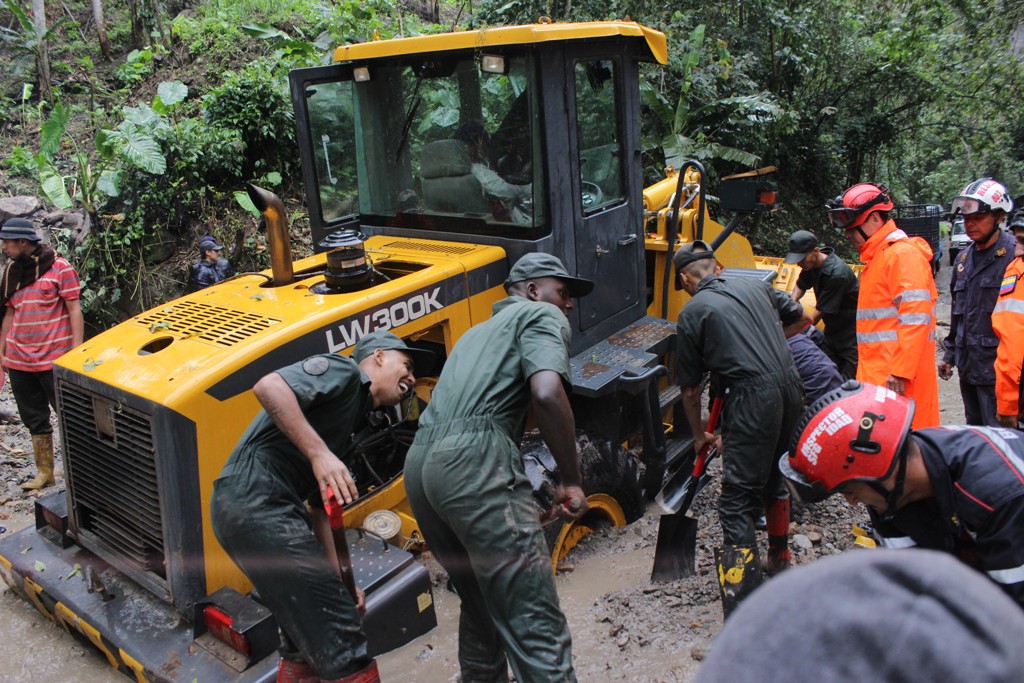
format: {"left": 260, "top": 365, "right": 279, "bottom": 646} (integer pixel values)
{"left": 0, "top": 218, "right": 40, "bottom": 242}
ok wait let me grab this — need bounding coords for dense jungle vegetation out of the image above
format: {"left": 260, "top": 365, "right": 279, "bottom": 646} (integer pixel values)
{"left": 1, "top": 0, "right": 1022, "bottom": 331}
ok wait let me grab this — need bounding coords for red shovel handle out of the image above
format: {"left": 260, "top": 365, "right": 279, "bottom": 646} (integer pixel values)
{"left": 692, "top": 397, "right": 725, "bottom": 476}
{"left": 324, "top": 488, "right": 345, "bottom": 530}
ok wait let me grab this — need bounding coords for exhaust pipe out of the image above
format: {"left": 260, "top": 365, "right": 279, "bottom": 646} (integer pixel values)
{"left": 246, "top": 184, "right": 293, "bottom": 286}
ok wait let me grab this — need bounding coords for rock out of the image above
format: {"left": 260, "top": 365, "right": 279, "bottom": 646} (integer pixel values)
{"left": 806, "top": 531, "right": 823, "bottom": 544}
{"left": 615, "top": 634, "right": 630, "bottom": 649}
{"left": 0, "top": 196, "right": 40, "bottom": 223}
{"left": 42, "top": 211, "right": 64, "bottom": 226}
{"left": 61, "top": 212, "right": 83, "bottom": 231}
{"left": 142, "top": 229, "right": 177, "bottom": 265}
{"left": 690, "top": 643, "right": 710, "bottom": 661}
{"left": 793, "top": 533, "right": 814, "bottom": 550}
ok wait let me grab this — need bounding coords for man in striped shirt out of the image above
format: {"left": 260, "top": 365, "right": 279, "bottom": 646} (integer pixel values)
{"left": 0, "top": 218, "right": 83, "bottom": 490}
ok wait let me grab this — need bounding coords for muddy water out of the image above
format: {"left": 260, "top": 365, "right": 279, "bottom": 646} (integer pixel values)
{"left": 376, "top": 544, "right": 686, "bottom": 682}
{"left": 0, "top": 514, "right": 118, "bottom": 683}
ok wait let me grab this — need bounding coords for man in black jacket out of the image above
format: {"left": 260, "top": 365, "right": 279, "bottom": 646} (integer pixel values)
{"left": 782, "top": 380, "right": 1024, "bottom": 609}
{"left": 674, "top": 240, "right": 811, "bottom": 616}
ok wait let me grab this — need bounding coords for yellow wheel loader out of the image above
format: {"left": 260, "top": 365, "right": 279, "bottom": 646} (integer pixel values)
{"left": 0, "top": 20, "right": 787, "bottom": 681}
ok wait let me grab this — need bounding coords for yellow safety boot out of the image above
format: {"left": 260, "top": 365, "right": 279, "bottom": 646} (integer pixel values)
{"left": 21, "top": 434, "right": 55, "bottom": 490}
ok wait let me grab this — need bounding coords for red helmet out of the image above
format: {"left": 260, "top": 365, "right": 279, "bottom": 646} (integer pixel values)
{"left": 780, "top": 381, "right": 914, "bottom": 504}
{"left": 825, "top": 183, "right": 895, "bottom": 230}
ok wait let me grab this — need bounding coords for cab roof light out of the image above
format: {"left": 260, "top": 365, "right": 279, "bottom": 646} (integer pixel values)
{"left": 481, "top": 54, "right": 507, "bottom": 74}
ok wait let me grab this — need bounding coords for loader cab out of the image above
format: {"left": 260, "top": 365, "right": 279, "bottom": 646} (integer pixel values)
{"left": 290, "top": 23, "right": 666, "bottom": 352}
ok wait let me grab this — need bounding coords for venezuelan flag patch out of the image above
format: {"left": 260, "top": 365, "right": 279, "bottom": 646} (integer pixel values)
{"left": 1001, "top": 274, "right": 1018, "bottom": 296}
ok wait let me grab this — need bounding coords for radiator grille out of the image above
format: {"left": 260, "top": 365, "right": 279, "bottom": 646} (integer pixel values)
{"left": 60, "top": 382, "right": 165, "bottom": 577}
{"left": 134, "top": 300, "right": 280, "bottom": 347}
{"left": 380, "top": 240, "right": 476, "bottom": 255}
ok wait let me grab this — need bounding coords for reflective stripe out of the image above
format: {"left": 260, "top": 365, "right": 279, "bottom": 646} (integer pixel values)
{"left": 878, "top": 535, "right": 916, "bottom": 549}
{"left": 988, "top": 563, "right": 1024, "bottom": 585}
{"left": 994, "top": 298, "right": 1024, "bottom": 315}
{"left": 857, "top": 306, "right": 898, "bottom": 320}
{"left": 858, "top": 330, "right": 898, "bottom": 343}
{"left": 928, "top": 330, "right": 936, "bottom": 341}
{"left": 898, "top": 313, "right": 933, "bottom": 326}
{"left": 960, "top": 426, "right": 1024, "bottom": 480}
{"left": 894, "top": 289, "right": 932, "bottom": 304}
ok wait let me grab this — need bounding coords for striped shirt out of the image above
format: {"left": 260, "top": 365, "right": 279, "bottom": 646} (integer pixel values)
{"left": 4, "top": 257, "right": 81, "bottom": 372}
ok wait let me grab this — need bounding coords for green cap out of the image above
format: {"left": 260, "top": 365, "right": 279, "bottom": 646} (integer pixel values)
{"left": 352, "top": 330, "right": 434, "bottom": 372}
{"left": 504, "top": 253, "right": 594, "bottom": 297}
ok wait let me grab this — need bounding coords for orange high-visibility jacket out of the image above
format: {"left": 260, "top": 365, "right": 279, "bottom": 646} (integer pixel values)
{"left": 992, "top": 257, "right": 1024, "bottom": 418}
{"left": 856, "top": 221, "right": 940, "bottom": 428}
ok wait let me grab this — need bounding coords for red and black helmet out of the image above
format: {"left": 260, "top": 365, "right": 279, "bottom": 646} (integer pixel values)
{"left": 825, "top": 183, "right": 895, "bottom": 231}
{"left": 780, "top": 381, "right": 914, "bottom": 504}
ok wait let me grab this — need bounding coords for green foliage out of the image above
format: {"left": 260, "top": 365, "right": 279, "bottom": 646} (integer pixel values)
{"left": 114, "top": 47, "right": 160, "bottom": 86}
{"left": 4, "top": 146, "right": 37, "bottom": 178}
{"left": 202, "top": 59, "right": 297, "bottom": 177}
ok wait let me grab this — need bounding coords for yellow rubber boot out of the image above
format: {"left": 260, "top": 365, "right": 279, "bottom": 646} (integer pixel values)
{"left": 715, "top": 544, "right": 763, "bottom": 620}
{"left": 21, "top": 434, "right": 55, "bottom": 490}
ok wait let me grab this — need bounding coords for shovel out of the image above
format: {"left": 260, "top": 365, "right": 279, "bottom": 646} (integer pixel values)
{"left": 650, "top": 397, "right": 724, "bottom": 582}
{"left": 324, "top": 489, "right": 360, "bottom": 606}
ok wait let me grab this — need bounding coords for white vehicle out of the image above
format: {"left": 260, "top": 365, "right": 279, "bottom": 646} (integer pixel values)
{"left": 949, "top": 218, "right": 970, "bottom": 264}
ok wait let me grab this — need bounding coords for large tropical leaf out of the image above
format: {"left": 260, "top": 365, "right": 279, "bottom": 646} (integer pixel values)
{"left": 97, "top": 169, "right": 121, "bottom": 198}
{"left": 152, "top": 81, "right": 188, "bottom": 114}
{"left": 707, "top": 144, "right": 761, "bottom": 167}
{"left": 240, "top": 23, "right": 290, "bottom": 41}
{"left": 40, "top": 102, "right": 71, "bottom": 159}
{"left": 234, "top": 190, "right": 260, "bottom": 216}
{"left": 115, "top": 127, "right": 166, "bottom": 175}
{"left": 35, "top": 154, "right": 73, "bottom": 210}
{"left": 3, "top": 0, "right": 33, "bottom": 34}
{"left": 121, "top": 104, "right": 168, "bottom": 134}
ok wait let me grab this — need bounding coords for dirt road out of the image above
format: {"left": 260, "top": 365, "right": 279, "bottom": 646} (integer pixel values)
{"left": 0, "top": 245, "right": 968, "bottom": 682}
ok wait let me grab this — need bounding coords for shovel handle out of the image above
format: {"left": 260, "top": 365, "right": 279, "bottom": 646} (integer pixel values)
{"left": 324, "top": 488, "right": 345, "bottom": 530}
{"left": 691, "top": 397, "right": 725, "bottom": 476}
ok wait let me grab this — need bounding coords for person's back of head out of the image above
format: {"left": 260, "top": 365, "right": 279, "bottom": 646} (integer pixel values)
{"left": 694, "top": 549, "right": 1024, "bottom": 683}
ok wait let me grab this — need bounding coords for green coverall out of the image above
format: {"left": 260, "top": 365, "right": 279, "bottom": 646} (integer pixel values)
{"left": 210, "top": 354, "right": 373, "bottom": 679}
{"left": 404, "top": 297, "right": 577, "bottom": 683}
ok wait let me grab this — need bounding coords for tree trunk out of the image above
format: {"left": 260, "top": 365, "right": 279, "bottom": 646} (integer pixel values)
{"left": 31, "top": 0, "right": 52, "bottom": 101}
{"left": 128, "top": 0, "right": 143, "bottom": 49}
{"left": 91, "top": 0, "right": 112, "bottom": 60}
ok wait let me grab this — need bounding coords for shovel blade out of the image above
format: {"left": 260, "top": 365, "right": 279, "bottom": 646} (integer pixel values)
{"left": 655, "top": 466, "right": 696, "bottom": 515}
{"left": 650, "top": 513, "right": 698, "bottom": 582}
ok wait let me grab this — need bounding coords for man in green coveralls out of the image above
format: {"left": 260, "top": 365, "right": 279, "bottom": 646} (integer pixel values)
{"left": 404, "top": 252, "right": 593, "bottom": 683}
{"left": 211, "top": 331, "right": 433, "bottom": 683}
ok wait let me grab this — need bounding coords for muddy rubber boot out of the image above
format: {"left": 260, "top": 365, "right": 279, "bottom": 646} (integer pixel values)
{"left": 764, "top": 496, "right": 791, "bottom": 576}
{"left": 321, "top": 660, "right": 380, "bottom": 683}
{"left": 21, "top": 434, "right": 55, "bottom": 490}
{"left": 715, "top": 545, "right": 763, "bottom": 620}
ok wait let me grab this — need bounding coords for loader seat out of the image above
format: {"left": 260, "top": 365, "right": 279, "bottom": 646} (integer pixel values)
{"left": 420, "top": 140, "right": 490, "bottom": 215}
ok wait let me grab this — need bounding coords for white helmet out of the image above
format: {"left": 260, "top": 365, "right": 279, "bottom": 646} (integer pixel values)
{"left": 951, "top": 178, "right": 1013, "bottom": 216}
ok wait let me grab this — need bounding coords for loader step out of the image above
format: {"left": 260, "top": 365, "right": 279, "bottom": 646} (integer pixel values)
{"left": 570, "top": 316, "right": 675, "bottom": 397}
{"left": 658, "top": 383, "right": 681, "bottom": 411}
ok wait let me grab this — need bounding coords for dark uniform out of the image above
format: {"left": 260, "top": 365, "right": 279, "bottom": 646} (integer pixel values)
{"left": 210, "top": 354, "right": 373, "bottom": 679}
{"left": 868, "top": 425, "right": 1024, "bottom": 609}
{"left": 786, "top": 329, "right": 843, "bottom": 405}
{"left": 187, "top": 257, "right": 232, "bottom": 291}
{"left": 794, "top": 248, "right": 859, "bottom": 378}
{"left": 676, "top": 275, "right": 805, "bottom": 545}
{"left": 944, "top": 232, "right": 1016, "bottom": 426}
{"left": 404, "top": 297, "right": 575, "bottom": 683}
